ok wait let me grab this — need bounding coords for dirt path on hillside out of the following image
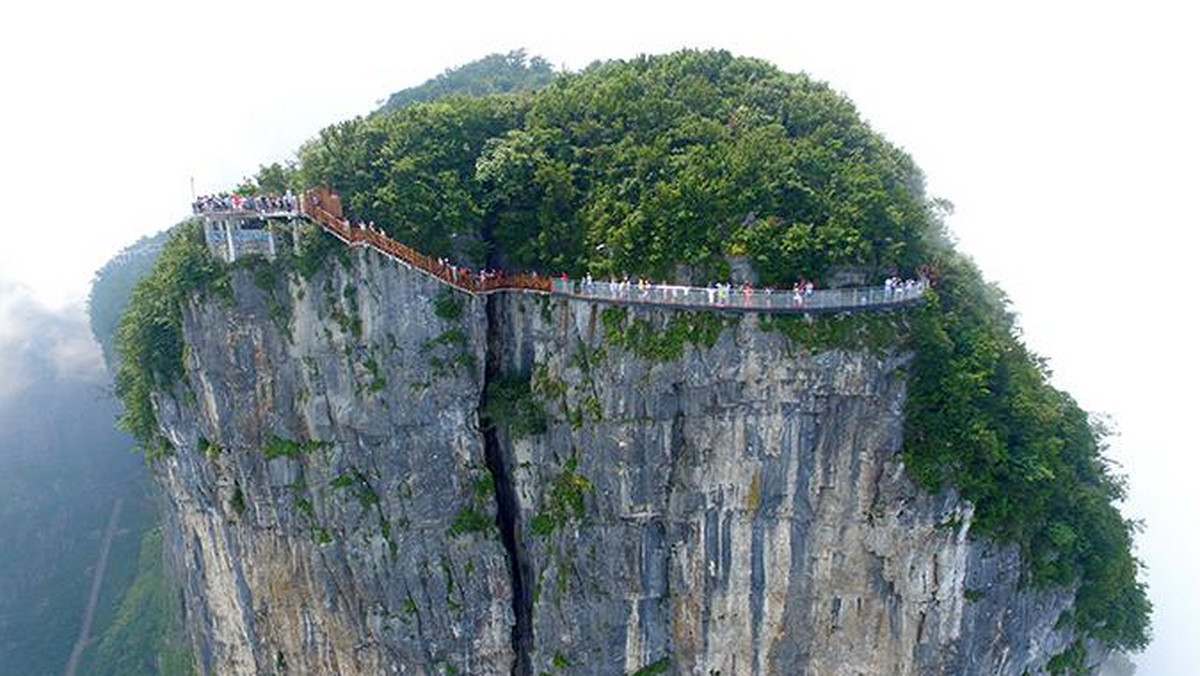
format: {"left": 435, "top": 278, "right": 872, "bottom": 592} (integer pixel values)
{"left": 63, "top": 497, "right": 123, "bottom": 676}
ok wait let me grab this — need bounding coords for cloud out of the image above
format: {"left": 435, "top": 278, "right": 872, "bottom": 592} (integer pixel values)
{"left": 0, "top": 276, "right": 106, "bottom": 405}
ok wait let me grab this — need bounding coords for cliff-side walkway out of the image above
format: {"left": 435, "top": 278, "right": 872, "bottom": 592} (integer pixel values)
{"left": 213, "top": 187, "right": 929, "bottom": 314}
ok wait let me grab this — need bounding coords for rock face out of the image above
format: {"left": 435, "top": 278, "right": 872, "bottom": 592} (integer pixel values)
{"left": 155, "top": 252, "right": 511, "bottom": 675}
{"left": 152, "top": 247, "right": 1084, "bottom": 675}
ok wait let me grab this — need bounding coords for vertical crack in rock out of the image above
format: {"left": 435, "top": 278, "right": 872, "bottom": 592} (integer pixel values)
{"left": 482, "top": 294, "right": 533, "bottom": 676}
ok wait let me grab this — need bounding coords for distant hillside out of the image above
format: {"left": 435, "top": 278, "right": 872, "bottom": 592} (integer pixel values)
{"left": 88, "top": 229, "right": 170, "bottom": 366}
{"left": 79, "top": 235, "right": 197, "bottom": 675}
{"left": 378, "top": 49, "right": 555, "bottom": 112}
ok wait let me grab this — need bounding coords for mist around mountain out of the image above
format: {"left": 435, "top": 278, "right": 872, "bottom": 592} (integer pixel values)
{"left": 0, "top": 279, "right": 141, "bottom": 674}
{"left": 0, "top": 277, "right": 192, "bottom": 676}
{"left": 88, "top": 229, "right": 169, "bottom": 366}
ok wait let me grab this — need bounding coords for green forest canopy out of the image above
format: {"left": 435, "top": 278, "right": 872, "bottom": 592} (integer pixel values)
{"left": 296, "top": 49, "right": 932, "bottom": 285}
{"left": 113, "top": 49, "right": 1149, "bottom": 656}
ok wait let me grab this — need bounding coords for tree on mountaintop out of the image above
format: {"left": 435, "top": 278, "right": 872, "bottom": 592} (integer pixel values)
{"left": 300, "top": 50, "right": 931, "bottom": 284}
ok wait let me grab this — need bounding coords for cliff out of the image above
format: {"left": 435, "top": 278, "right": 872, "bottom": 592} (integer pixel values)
{"left": 149, "top": 246, "right": 1088, "bottom": 675}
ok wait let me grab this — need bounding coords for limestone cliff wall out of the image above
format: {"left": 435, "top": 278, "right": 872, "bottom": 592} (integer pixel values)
{"left": 154, "top": 251, "right": 511, "bottom": 675}
{"left": 489, "top": 294, "right": 1079, "bottom": 676}
{"left": 150, "top": 247, "right": 1083, "bottom": 675}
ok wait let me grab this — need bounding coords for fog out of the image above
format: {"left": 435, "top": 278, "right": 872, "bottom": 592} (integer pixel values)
{"left": 0, "top": 276, "right": 106, "bottom": 407}
{"left": 0, "top": 274, "right": 147, "bottom": 673}
{"left": 1, "top": 0, "right": 1195, "bottom": 671}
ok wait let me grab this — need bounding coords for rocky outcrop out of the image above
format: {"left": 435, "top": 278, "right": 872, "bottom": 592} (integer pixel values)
{"left": 151, "top": 246, "right": 1084, "bottom": 675}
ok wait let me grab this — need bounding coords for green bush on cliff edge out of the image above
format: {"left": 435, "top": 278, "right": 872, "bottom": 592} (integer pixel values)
{"left": 114, "top": 220, "right": 227, "bottom": 454}
{"left": 902, "top": 255, "right": 1150, "bottom": 652}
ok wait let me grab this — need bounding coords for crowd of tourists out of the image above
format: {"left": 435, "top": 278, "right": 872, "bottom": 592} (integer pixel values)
{"left": 884, "top": 276, "right": 922, "bottom": 298}
{"left": 336, "top": 218, "right": 547, "bottom": 292}
{"left": 570, "top": 272, "right": 926, "bottom": 309}
{"left": 340, "top": 215, "right": 928, "bottom": 307}
{"left": 193, "top": 190, "right": 299, "bottom": 215}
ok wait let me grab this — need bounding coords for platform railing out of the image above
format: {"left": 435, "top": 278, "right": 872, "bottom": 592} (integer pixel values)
{"left": 549, "top": 279, "right": 927, "bottom": 312}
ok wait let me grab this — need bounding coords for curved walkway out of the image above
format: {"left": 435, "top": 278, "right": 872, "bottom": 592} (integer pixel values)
{"left": 290, "top": 187, "right": 927, "bottom": 314}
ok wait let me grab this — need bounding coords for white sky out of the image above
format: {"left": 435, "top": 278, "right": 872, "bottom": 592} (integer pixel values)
{"left": 1, "top": 0, "right": 1195, "bottom": 670}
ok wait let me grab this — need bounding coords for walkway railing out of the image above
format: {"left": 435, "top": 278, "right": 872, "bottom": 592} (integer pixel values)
{"left": 549, "top": 279, "right": 926, "bottom": 312}
{"left": 294, "top": 187, "right": 926, "bottom": 314}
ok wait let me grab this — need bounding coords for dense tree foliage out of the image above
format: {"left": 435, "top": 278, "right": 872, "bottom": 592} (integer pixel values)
{"left": 236, "top": 161, "right": 298, "bottom": 196}
{"left": 378, "top": 49, "right": 555, "bottom": 113}
{"left": 113, "top": 49, "right": 1149, "bottom": 654}
{"left": 301, "top": 50, "right": 930, "bottom": 284}
{"left": 299, "top": 96, "right": 525, "bottom": 264}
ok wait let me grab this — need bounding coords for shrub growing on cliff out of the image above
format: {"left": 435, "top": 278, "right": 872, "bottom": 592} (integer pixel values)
{"left": 434, "top": 288, "right": 465, "bottom": 320}
{"left": 600, "top": 306, "right": 728, "bottom": 362}
{"left": 482, "top": 373, "right": 547, "bottom": 439}
{"left": 114, "top": 221, "right": 227, "bottom": 450}
{"left": 529, "top": 455, "right": 593, "bottom": 536}
{"left": 262, "top": 436, "right": 330, "bottom": 460}
{"left": 627, "top": 656, "right": 670, "bottom": 676}
{"left": 903, "top": 254, "right": 1150, "bottom": 651}
{"left": 446, "top": 506, "right": 495, "bottom": 538}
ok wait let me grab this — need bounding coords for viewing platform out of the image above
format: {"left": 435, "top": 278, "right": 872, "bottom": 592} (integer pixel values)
{"left": 199, "top": 209, "right": 301, "bottom": 263}
{"left": 197, "top": 187, "right": 929, "bottom": 315}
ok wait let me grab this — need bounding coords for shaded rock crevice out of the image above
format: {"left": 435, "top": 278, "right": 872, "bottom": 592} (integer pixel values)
{"left": 482, "top": 293, "right": 534, "bottom": 676}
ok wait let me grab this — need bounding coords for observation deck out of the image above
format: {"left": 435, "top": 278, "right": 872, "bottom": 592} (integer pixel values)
{"left": 199, "top": 209, "right": 301, "bottom": 263}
